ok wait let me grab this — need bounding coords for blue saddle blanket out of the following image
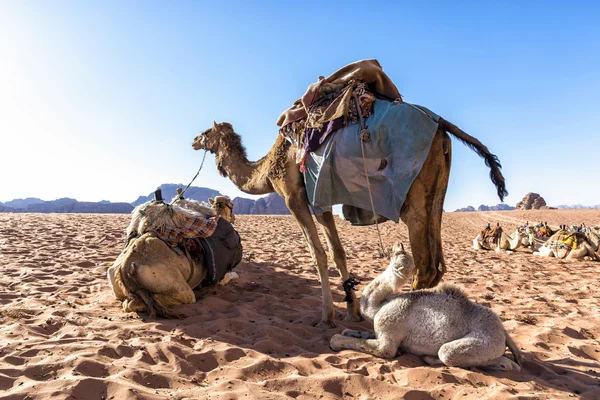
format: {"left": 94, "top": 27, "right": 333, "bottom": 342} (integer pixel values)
{"left": 303, "top": 99, "right": 440, "bottom": 223}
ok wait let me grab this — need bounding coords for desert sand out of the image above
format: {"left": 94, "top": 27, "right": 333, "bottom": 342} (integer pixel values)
{"left": 0, "top": 210, "right": 599, "bottom": 399}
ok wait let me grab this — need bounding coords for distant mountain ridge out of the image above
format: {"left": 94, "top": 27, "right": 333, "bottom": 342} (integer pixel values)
{"left": 555, "top": 204, "right": 600, "bottom": 210}
{"left": 0, "top": 197, "right": 133, "bottom": 214}
{"left": 454, "top": 204, "right": 515, "bottom": 212}
{"left": 232, "top": 193, "right": 291, "bottom": 215}
{"left": 0, "top": 184, "right": 290, "bottom": 215}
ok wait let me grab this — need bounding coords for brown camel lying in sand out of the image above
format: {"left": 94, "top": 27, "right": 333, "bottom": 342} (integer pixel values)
{"left": 107, "top": 197, "right": 242, "bottom": 318}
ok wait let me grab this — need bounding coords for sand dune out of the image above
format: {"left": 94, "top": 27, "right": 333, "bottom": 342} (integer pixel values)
{"left": 0, "top": 210, "right": 599, "bottom": 399}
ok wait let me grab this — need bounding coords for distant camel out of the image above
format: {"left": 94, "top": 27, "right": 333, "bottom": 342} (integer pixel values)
{"left": 534, "top": 228, "right": 600, "bottom": 261}
{"left": 330, "top": 242, "right": 522, "bottom": 371}
{"left": 473, "top": 224, "right": 525, "bottom": 252}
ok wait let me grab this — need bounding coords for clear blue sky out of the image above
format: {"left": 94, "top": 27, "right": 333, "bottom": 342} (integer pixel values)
{"left": 1, "top": 1, "right": 599, "bottom": 210}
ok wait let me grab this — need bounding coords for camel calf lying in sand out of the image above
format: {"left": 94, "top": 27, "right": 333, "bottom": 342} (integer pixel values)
{"left": 330, "top": 242, "right": 522, "bottom": 371}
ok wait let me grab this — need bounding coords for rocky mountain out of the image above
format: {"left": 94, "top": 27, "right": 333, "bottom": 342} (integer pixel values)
{"left": 232, "top": 193, "right": 291, "bottom": 215}
{"left": 1, "top": 197, "right": 44, "bottom": 209}
{"left": 231, "top": 197, "right": 255, "bottom": 214}
{"left": 516, "top": 193, "right": 548, "bottom": 210}
{"left": 556, "top": 204, "right": 600, "bottom": 210}
{"left": 0, "top": 204, "right": 16, "bottom": 213}
{"left": 454, "top": 203, "right": 515, "bottom": 212}
{"left": 131, "top": 184, "right": 221, "bottom": 207}
{"left": 0, "top": 185, "right": 289, "bottom": 215}
{"left": 0, "top": 197, "right": 133, "bottom": 214}
{"left": 477, "top": 204, "right": 516, "bottom": 211}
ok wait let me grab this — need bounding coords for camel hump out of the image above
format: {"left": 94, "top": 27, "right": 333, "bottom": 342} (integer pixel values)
{"left": 434, "top": 283, "right": 469, "bottom": 300}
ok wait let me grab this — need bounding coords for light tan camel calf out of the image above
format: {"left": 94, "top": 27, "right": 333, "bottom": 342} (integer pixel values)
{"left": 330, "top": 242, "right": 522, "bottom": 371}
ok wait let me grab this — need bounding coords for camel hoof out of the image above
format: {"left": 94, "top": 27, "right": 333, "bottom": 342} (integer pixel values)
{"left": 314, "top": 320, "right": 336, "bottom": 329}
{"left": 343, "top": 314, "right": 363, "bottom": 323}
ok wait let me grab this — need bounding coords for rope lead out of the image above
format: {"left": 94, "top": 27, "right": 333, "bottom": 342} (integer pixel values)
{"left": 354, "top": 92, "right": 388, "bottom": 259}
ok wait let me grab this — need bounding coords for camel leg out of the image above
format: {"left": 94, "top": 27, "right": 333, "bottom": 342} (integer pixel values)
{"left": 315, "top": 212, "right": 362, "bottom": 322}
{"left": 329, "top": 333, "right": 399, "bottom": 359}
{"left": 567, "top": 243, "right": 600, "bottom": 261}
{"left": 285, "top": 193, "right": 336, "bottom": 328}
{"left": 401, "top": 130, "right": 450, "bottom": 289}
{"left": 342, "top": 328, "right": 376, "bottom": 339}
{"left": 437, "top": 332, "right": 513, "bottom": 370}
{"left": 533, "top": 247, "right": 553, "bottom": 257}
{"left": 479, "top": 356, "right": 522, "bottom": 372}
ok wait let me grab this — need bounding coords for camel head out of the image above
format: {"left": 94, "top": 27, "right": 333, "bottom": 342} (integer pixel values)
{"left": 193, "top": 121, "right": 230, "bottom": 152}
{"left": 386, "top": 242, "right": 415, "bottom": 290}
{"left": 192, "top": 121, "right": 247, "bottom": 177}
{"left": 209, "top": 196, "right": 235, "bottom": 224}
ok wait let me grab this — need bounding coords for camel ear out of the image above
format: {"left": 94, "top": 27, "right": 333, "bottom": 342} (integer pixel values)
{"left": 392, "top": 241, "right": 405, "bottom": 253}
{"left": 209, "top": 198, "right": 214, "bottom": 205}
{"left": 213, "top": 121, "right": 219, "bottom": 130}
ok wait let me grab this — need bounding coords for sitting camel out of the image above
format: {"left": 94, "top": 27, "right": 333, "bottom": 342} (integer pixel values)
{"left": 330, "top": 242, "right": 522, "bottom": 370}
{"left": 209, "top": 196, "right": 236, "bottom": 223}
{"left": 473, "top": 224, "right": 526, "bottom": 252}
{"left": 107, "top": 196, "right": 242, "bottom": 318}
{"left": 533, "top": 228, "right": 600, "bottom": 261}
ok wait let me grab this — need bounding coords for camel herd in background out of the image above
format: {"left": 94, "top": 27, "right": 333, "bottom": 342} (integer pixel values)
{"left": 473, "top": 221, "right": 600, "bottom": 261}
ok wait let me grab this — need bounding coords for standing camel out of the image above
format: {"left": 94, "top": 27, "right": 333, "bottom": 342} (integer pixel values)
{"left": 192, "top": 118, "right": 506, "bottom": 328}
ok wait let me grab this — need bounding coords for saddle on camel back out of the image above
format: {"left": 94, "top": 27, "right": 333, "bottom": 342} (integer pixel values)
{"left": 481, "top": 226, "right": 503, "bottom": 245}
{"left": 277, "top": 59, "right": 441, "bottom": 225}
{"left": 107, "top": 190, "right": 243, "bottom": 317}
{"left": 126, "top": 194, "right": 243, "bottom": 286}
{"left": 548, "top": 230, "right": 585, "bottom": 258}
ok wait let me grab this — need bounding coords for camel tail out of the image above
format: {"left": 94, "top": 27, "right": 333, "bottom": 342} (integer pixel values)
{"left": 438, "top": 117, "right": 508, "bottom": 202}
{"left": 119, "top": 262, "right": 185, "bottom": 319}
{"left": 504, "top": 327, "right": 523, "bottom": 366}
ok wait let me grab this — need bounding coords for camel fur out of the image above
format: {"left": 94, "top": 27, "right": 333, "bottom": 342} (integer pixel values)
{"left": 209, "top": 195, "right": 235, "bottom": 223}
{"left": 329, "top": 242, "right": 522, "bottom": 371}
{"left": 193, "top": 105, "right": 507, "bottom": 328}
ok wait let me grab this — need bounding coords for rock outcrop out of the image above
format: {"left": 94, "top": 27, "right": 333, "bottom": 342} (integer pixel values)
{"left": 516, "top": 193, "right": 547, "bottom": 210}
{"left": 231, "top": 193, "right": 291, "bottom": 215}
{"left": 231, "top": 197, "right": 255, "bottom": 214}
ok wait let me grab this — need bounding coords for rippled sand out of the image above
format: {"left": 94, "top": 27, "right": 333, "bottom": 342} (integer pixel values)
{"left": 0, "top": 210, "right": 599, "bottom": 399}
